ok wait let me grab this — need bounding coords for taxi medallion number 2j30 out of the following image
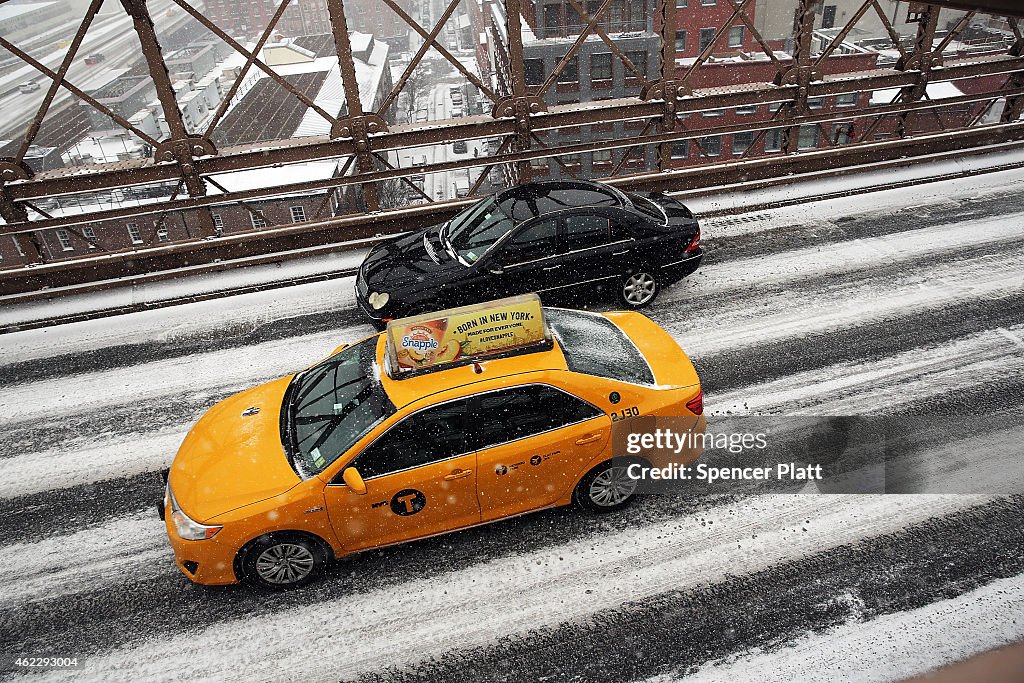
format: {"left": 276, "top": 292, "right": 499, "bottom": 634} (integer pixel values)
{"left": 611, "top": 406, "right": 640, "bottom": 422}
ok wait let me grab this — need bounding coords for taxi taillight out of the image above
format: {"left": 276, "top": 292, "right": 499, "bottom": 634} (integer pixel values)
{"left": 686, "top": 389, "right": 704, "bottom": 415}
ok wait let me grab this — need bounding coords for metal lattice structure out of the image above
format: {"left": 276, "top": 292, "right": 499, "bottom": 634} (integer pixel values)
{"left": 0, "top": 0, "right": 1022, "bottom": 293}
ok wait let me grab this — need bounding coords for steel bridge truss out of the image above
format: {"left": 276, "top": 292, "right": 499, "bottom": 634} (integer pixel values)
{"left": 0, "top": 0, "right": 1022, "bottom": 291}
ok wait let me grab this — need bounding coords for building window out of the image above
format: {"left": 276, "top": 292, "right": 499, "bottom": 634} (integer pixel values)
{"left": 701, "top": 0, "right": 716, "bottom": 5}
{"left": 608, "top": 0, "right": 624, "bottom": 32}
{"left": 211, "top": 212, "right": 224, "bottom": 229}
{"left": 698, "top": 136, "right": 721, "bottom": 156}
{"left": 676, "top": 0, "right": 687, "bottom": 6}
{"left": 736, "top": 104, "right": 758, "bottom": 115}
{"left": 836, "top": 92, "right": 858, "bottom": 106}
{"left": 157, "top": 226, "right": 169, "bottom": 242}
{"left": 670, "top": 141, "right": 688, "bottom": 158}
{"left": 703, "top": 108, "right": 724, "bottom": 117}
{"left": 675, "top": 30, "right": 687, "bottom": 51}
{"left": 593, "top": 149, "right": 612, "bottom": 164}
{"left": 127, "top": 223, "right": 142, "bottom": 244}
{"left": 590, "top": 53, "right": 612, "bottom": 81}
{"left": 529, "top": 158, "right": 549, "bottom": 169}
{"left": 56, "top": 229, "right": 73, "bottom": 251}
{"left": 82, "top": 226, "right": 97, "bottom": 241}
{"left": 557, "top": 56, "right": 579, "bottom": 83}
{"left": 290, "top": 205, "right": 307, "bottom": 222}
{"left": 250, "top": 210, "right": 267, "bottom": 228}
{"left": 732, "top": 132, "right": 754, "bottom": 155}
{"left": 833, "top": 123, "right": 854, "bottom": 145}
{"left": 567, "top": 4, "right": 581, "bottom": 31}
{"left": 728, "top": 25, "right": 744, "bottom": 48}
{"left": 822, "top": 4, "right": 837, "bottom": 29}
{"left": 699, "top": 28, "right": 716, "bottom": 53}
{"left": 560, "top": 153, "right": 582, "bottom": 165}
{"left": 525, "top": 59, "right": 545, "bottom": 86}
{"left": 798, "top": 125, "right": 818, "bottom": 149}
{"left": 544, "top": 4, "right": 561, "bottom": 37}
{"left": 806, "top": 96, "right": 825, "bottom": 109}
{"left": 765, "top": 128, "right": 783, "bottom": 152}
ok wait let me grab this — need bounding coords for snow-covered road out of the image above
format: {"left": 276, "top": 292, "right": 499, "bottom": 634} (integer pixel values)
{"left": 1, "top": 167, "right": 1023, "bottom": 682}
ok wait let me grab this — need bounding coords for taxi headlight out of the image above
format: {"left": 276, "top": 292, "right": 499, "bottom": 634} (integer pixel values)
{"left": 368, "top": 291, "right": 390, "bottom": 310}
{"left": 168, "top": 487, "right": 222, "bottom": 541}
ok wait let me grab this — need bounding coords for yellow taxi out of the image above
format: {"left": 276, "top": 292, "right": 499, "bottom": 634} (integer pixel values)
{"left": 161, "top": 295, "right": 705, "bottom": 588}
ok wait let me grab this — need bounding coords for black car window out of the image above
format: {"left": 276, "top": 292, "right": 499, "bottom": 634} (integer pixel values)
{"left": 501, "top": 219, "right": 557, "bottom": 264}
{"left": 466, "top": 385, "right": 601, "bottom": 452}
{"left": 563, "top": 215, "right": 611, "bottom": 253}
{"left": 630, "top": 194, "right": 668, "bottom": 225}
{"left": 547, "top": 308, "right": 656, "bottom": 385}
{"left": 351, "top": 399, "right": 469, "bottom": 479}
{"left": 445, "top": 196, "right": 515, "bottom": 264}
{"left": 498, "top": 184, "right": 621, "bottom": 222}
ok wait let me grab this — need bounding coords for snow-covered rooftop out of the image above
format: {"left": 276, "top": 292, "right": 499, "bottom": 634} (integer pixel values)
{"left": 871, "top": 81, "right": 965, "bottom": 106}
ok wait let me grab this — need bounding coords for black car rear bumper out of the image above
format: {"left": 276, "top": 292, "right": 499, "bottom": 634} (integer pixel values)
{"left": 660, "top": 250, "right": 703, "bottom": 283}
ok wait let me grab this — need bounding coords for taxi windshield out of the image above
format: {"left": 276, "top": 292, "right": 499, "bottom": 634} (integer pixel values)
{"left": 444, "top": 196, "right": 514, "bottom": 264}
{"left": 283, "top": 337, "right": 395, "bottom": 476}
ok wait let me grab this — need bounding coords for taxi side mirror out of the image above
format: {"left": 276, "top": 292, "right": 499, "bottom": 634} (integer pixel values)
{"left": 342, "top": 467, "right": 367, "bottom": 495}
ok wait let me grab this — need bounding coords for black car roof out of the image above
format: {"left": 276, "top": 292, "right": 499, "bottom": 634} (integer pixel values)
{"left": 495, "top": 180, "right": 626, "bottom": 224}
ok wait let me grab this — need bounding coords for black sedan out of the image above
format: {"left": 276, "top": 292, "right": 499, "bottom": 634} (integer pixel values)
{"left": 355, "top": 180, "right": 701, "bottom": 328}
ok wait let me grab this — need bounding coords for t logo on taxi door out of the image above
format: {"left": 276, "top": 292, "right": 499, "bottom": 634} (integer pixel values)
{"left": 390, "top": 489, "right": 426, "bottom": 516}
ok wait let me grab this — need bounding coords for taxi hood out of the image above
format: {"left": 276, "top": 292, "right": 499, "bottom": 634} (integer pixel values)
{"left": 169, "top": 376, "right": 300, "bottom": 523}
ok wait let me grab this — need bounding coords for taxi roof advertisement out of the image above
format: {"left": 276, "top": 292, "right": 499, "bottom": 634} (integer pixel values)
{"left": 385, "top": 294, "right": 549, "bottom": 375}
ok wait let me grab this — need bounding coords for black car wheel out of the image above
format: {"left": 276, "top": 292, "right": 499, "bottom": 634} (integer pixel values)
{"left": 574, "top": 461, "right": 638, "bottom": 512}
{"left": 239, "top": 533, "right": 326, "bottom": 589}
{"left": 619, "top": 270, "right": 659, "bottom": 309}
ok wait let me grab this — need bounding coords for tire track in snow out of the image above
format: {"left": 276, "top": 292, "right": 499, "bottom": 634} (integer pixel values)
{"left": 31, "top": 495, "right": 996, "bottom": 682}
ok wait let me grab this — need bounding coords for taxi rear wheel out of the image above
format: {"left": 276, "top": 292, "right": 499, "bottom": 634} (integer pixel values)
{"left": 574, "top": 461, "right": 638, "bottom": 513}
{"left": 239, "top": 533, "right": 327, "bottom": 589}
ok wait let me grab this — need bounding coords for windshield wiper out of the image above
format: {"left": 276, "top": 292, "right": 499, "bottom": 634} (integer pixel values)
{"left": 440, "top": 221, "right": 462, "bottom": 263}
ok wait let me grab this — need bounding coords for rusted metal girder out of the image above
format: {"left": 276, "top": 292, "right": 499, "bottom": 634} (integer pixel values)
{"left": 327, "top": 0, "right": 387, "bottom": 212}
{"left": 6, "top": 52, "right": 1018, "bottom": 205}
{"left": 120, "top": 0, "right": 218, "bottom": 238}
{"left": 895, "top": 3, "right": 942, "bottom": 138}
{"left": 493, "top": 0, "right": 544, "bottom": 184}
{"left": 5, "top": 85, "right": 1022, "bottom": 237}
{"left": 653, "top": 0, "right": 678, "bottom": 171}
{"left": 5, "top": 125, "right": 1024, "bottom": 297}
{"left": 0, "top": 0, "right": 1022, "bottom": 278}
{"left": 780, "top": 0, "right": 823, "bottom": 154}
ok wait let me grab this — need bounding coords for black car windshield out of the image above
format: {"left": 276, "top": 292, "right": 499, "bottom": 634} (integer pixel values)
{"left": 444, "top": 196, "right": 514, "bottom": 264}
{"left": 283, "top": 337, "right": 395, "bottom": 476}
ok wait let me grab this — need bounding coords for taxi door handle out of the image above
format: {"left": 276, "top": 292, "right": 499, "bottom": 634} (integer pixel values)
{"left": 575, "top": 433, "right": 603, "bottom": 445}
{"left": 444, "top": 469, "right": 473, "bottom": 480}
{"left": 612, "top": 250, "right": 631, "bottom": 256}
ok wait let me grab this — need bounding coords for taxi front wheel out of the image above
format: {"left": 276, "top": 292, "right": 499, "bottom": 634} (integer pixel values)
{"left": 239, "top": 533, "right": 327, "bottom": 589}
{"left": 574, "top": 461, "right": 639, "bottom": 513}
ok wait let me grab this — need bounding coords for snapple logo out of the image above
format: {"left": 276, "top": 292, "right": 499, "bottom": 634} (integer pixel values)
{"left": 401, "top": 336, "right": 439, "bottom": 352}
